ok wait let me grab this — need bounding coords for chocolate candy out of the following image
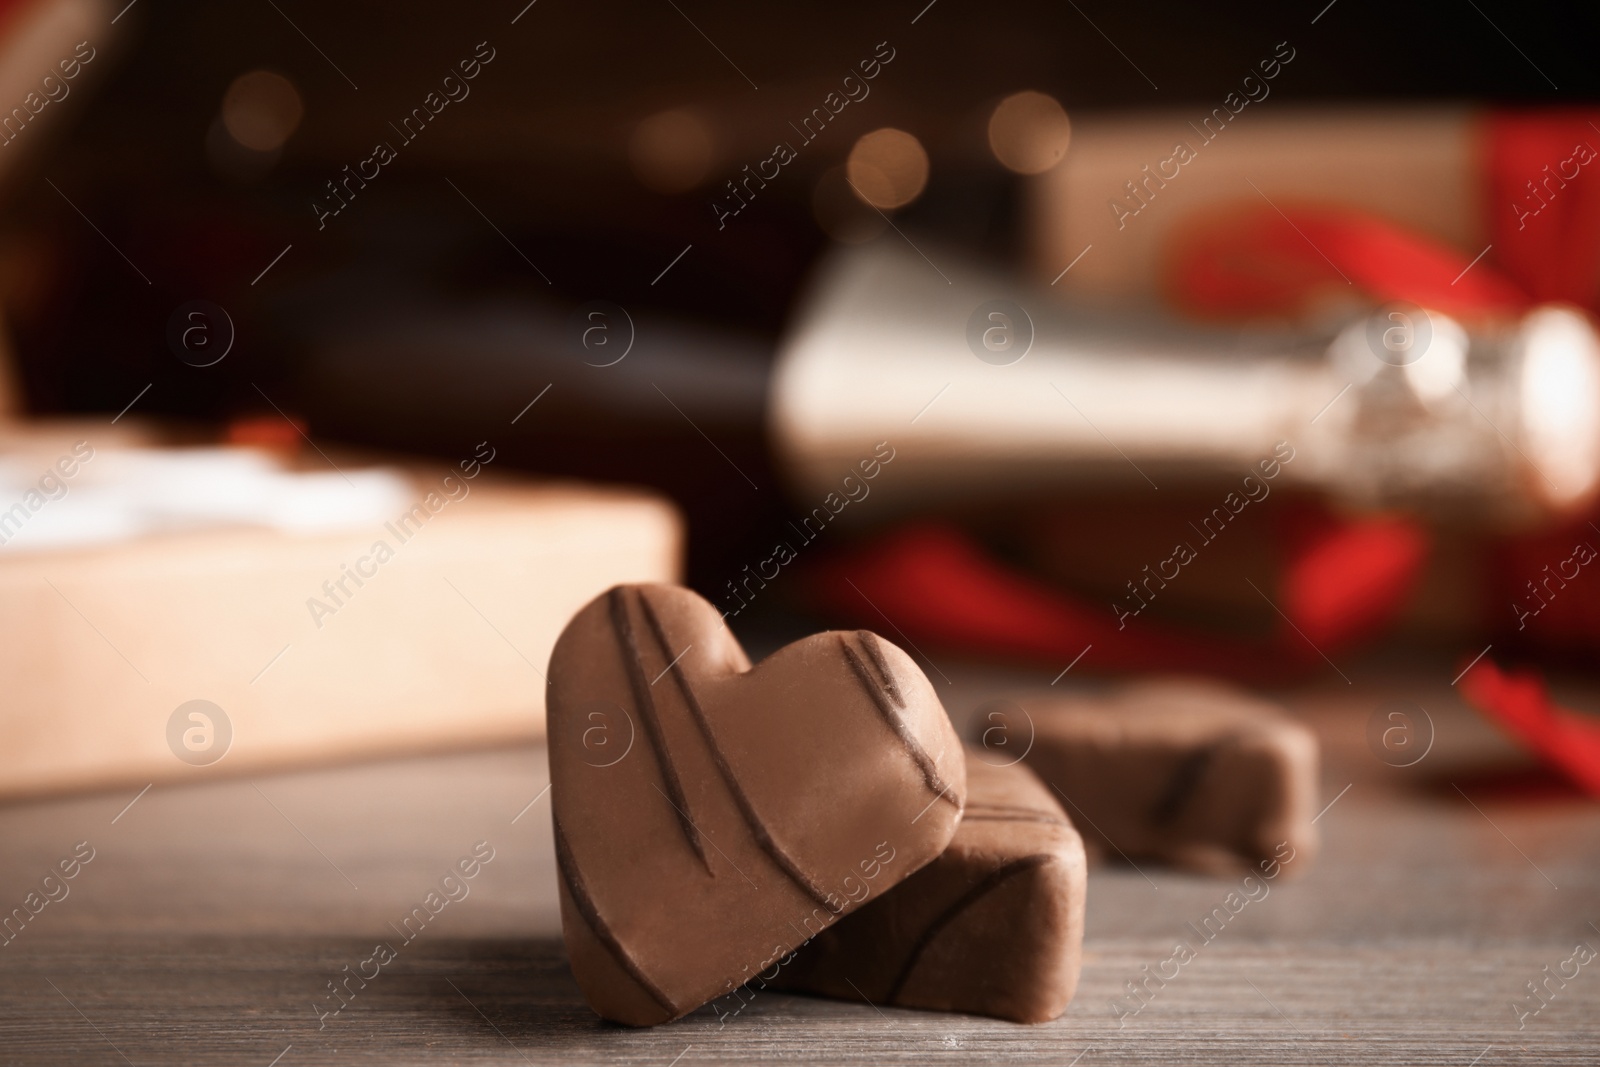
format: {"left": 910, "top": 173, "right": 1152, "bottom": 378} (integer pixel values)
{"left": 992, "top": 678, "right": 1318, "bottom": 876}
{"left": 546, "top": 584, "right": 966, "bottom": 1026}
{"left": 772, "top": 753, "right": 1086, "bottom": 1023}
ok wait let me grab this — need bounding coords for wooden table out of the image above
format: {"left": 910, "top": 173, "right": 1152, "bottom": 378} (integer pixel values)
{"left": 2, "top": 662, "right": 1597, "bottom": 1065}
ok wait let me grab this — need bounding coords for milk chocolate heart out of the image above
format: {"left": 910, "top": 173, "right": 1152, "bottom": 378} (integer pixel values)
{"left": 546, "top": 583, "right": 966, "bottom": 1025}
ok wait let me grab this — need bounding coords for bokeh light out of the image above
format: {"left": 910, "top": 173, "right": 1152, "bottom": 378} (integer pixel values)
{"left": 628, "top": 108, "right": 716, "bottom": 194}
{"left": 221, "top": 70, "right": 303, "bottom": 153}
{"left": 846, "top": 128, "right": 928, "bottom": 210}
{"left": 987, "top": 90, "right": 1071, "bottom": 175}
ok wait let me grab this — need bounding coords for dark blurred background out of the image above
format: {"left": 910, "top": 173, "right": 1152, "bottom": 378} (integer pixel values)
{"left": 3, "top": 0, "right": 1587, "bottom": 566}
{"left": 5, "top": 0, "right": 1599, "bottom": 625}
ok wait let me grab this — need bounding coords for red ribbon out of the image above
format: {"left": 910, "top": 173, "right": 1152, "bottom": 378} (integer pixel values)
{"left": 1166, "top": 204, "right": 1529, "bottom": 320}
{"left": 1166, "top": 108, "right": 1600, "bottom": 319}
{"left": 812, "top": 519, "right": 1426, "bottom": 682}
{"left": 1459, "top": 658, "right": 1600, "bottom": 796}
{"left": 1484, "top": 110, "right": 1600, "bottom": 312}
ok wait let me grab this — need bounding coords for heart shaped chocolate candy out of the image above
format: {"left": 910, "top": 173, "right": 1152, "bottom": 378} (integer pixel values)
{"left": 771, "top": 752, "right": 1087, "bottom": 1023}
{"left": 547, "top": 583, "right": 966, "bottom": 1025}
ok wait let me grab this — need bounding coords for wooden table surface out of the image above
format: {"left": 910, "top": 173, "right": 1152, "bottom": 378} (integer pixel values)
{"left": 2, "top": 662, "right": 1598, "bottom": 1065}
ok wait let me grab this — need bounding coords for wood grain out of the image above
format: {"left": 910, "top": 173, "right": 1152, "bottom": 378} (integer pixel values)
{"left": 0, "top": 668, "right": 1596, "bottom": 1064}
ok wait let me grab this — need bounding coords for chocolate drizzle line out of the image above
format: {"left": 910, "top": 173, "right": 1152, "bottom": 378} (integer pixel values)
{"left": 1150, "top": 736, "right": 1232, "bottom": 826}
{"left": 857, "top": 630, "right": 905, "bottom": 708}
{"left": 636, "top": 591, "right": 833, "bottom": 907}
{"left": 965, "top": 801, "right": 1058, "bottom": 816}
{"left": 553, "top": 817, "right": 679, "bottom": 1018}
{"left": 961, "top": 811, "right": 1071, "bottom": 828}
{"left": 839, "top": 634, "right": 959, "bottom": 806}
{"left": 607, "top": 588, "right": 712, "bottom": 873}
{"left": 885, "top": 854, "right": 1053, "bottom": 1004}
{"left": 965, "top": 797, "right": 1070, "bottom": 824}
